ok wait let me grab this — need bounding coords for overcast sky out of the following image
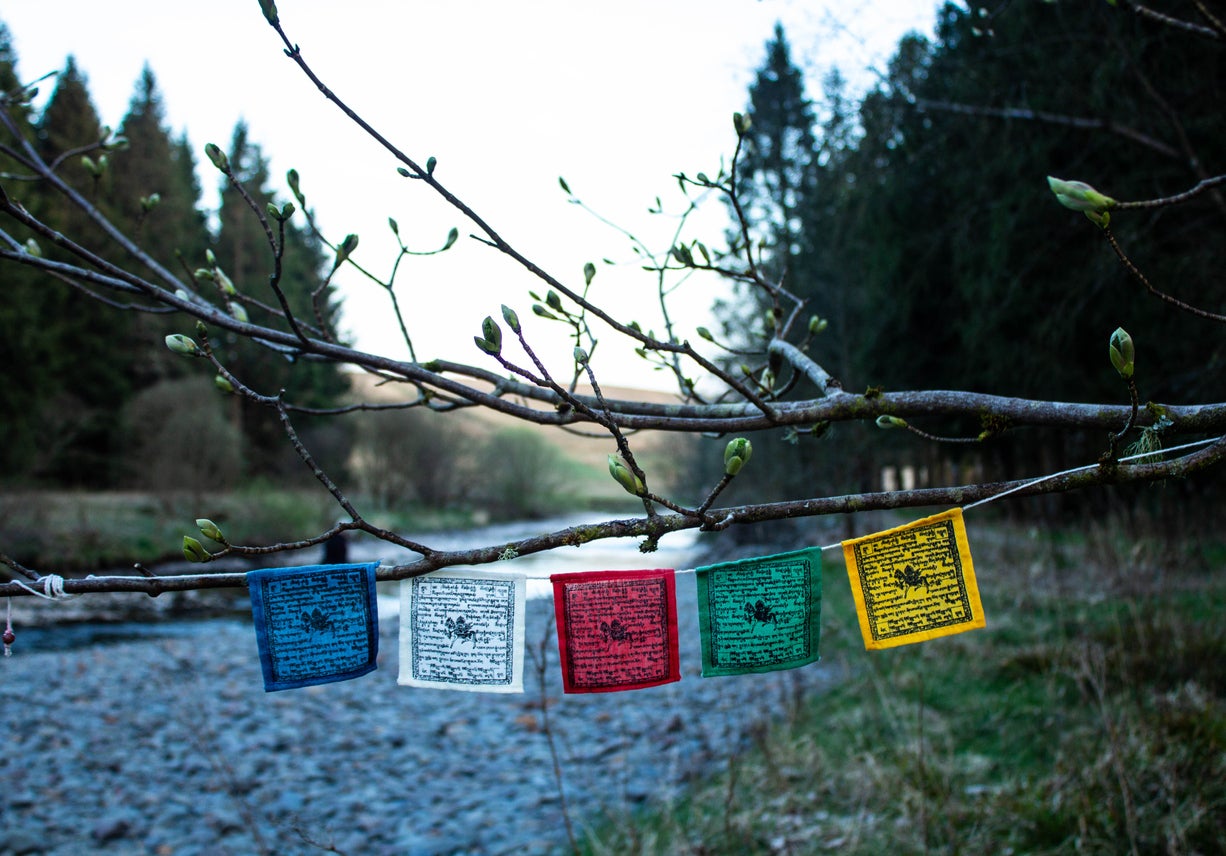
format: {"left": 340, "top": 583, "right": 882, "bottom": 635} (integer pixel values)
{"left": 6, "top": 0, "right": 938, "bottom": 389}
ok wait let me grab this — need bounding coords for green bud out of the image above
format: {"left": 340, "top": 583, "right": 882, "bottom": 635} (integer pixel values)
{"left": 196, "top": 518, "right": 226, "bottom": 544}
{"left": 1046, "top": 176, "right": 1116, "bottom": 218}
{"left": 546, "top": 290, "right": 564, "bottom": 312}
{"left": 229, "top": 302, "right": 248, "bottom": 323}
{"left": 286, "top": 168, "right": 301, "bottom": 200}
{"left": 182, "top": 536, "right": 209, "bottom": 563}
{"left": 808, "top": 315, "right": 828, "bottom": 335}
{"left": 696, "top": 326, "right": 714, "bottom": 342}
{"left": 442, "top": 227, "right": 459, "bottom": 250}
{"left": 501, "top": 304, "right": 521, "bottom": 333}
{"left": 279, "top": 201, "right": 295, "bottom": 220}
{"left": 583, "top": 261, "right": 596, "bottom": 286}
{"left": 24, "top": 238, "right": 41, "bottom": 257}
{"left": 574, "top": 347, "right": 589, "bottom": 364}
{"left": 258, "top": 0, "right": 279, "bottom": 25}
{"left": 532, "top": 304, "right": 559, "bottom": 321}
{"left": 335, "top": 233, "right": 359, "bottom": 265}
{"left": 206, "top": 249, "right": 218, "bottom": 266}
{"left": 388, "top": 217, "right": 400, "bottom": 236}
{"left": 559, "top": 176, "right": 571, "bottom": 194}
{"left": 474, "top": 316, "right": 502, "bottom": 356}
{"left": 482, "top": 316, "right": 502, "bottom": 348}
{"left": 875, "top": 415, "right": 908, "bottom": 429}
{"left": 165, "top": 334, "right": 201, "bottom": 356}
{"left": 266, "top": 202, "right": 283, "bottom": 221}
{"left": 397, "top": 166, "right": 411, "bottom": 177}
{"left": 733, "top": 112, "right": 751, "bottom": 136}
{"left": 214, "top": 268, "right": 236, "bottom": 295}
{"left": 204, "top": 143, "right": 228, "bottom": 171}
{"left": 140, "top": 193, "right": 161, "bottom": 212}
{"left": 723, "top": 438, "right": 753, "bottom": 477}
{"left": 608, "top": 454, "right": 646, "bottom": 496}
{"left": 194, "top": 268, "right": 216, "bottom": 282}
{"left": 214, "top": 375, "right": 235, "bottom": 394}
{"left": 80, "top": 155, "right": 99, "bottom": 176}
{"left": 426, "top": 156, "right": 437, "bottom": 175}
{"left": 1109, "top": 327, "right": 1135, "bottom": 379}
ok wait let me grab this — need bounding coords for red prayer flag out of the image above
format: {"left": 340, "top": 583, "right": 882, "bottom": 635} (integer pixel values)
{"left": 551, "top": 569, "right": 680, "bottom": 693}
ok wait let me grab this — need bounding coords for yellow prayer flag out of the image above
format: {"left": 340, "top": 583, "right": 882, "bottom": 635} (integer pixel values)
{"left": 842, "top": 508, "right": 985, "bottom": 650}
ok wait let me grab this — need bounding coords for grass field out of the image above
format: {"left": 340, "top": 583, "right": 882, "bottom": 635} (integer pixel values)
{"left": 580, "top": 516, "right": 1226, "bottom": 855}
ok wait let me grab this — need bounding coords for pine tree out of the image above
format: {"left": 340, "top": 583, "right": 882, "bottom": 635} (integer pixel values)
{"left": 212, "top": 121, "right": 347, "bottom": 475}
{"left": 737, "top": 23, "right": 817, "bottom": 266}
{"left": 5, "top": 57, "right": 136, "bottom": 483}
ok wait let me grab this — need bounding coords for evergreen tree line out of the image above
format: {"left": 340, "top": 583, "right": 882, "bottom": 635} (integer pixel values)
{"left": 717, "top": 2, "right": 1223, "bottom": 518}
{"left": 0, "top": 19, "right": 347, "bottom": 488}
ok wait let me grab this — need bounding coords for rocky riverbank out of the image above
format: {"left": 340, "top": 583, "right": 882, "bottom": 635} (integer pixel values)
{"left": 3, "top": 566, "right": 840, "bottom": 855}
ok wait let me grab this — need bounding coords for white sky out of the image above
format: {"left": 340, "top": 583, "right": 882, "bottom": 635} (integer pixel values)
{"left": 5, "top": 0, "right": 937, "bottom": 390}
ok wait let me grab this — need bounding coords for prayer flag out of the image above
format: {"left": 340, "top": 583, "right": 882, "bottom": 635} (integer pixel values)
{"left": 551, "top": 569, "right": 680, "bottom": 693}
{"left": 695, "top": 547, "right": 822, "bottom": 676}
{"left": 398, "top": 571, "right": 526, "bottom": 693}
{"left": 247, "top": 562, "right": 380, "bottom": 691}
{"left": 842, "top": 508, "right": 985, "bottom": 650}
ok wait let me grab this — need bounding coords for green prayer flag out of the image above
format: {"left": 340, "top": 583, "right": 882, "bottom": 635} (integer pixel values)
{"left": 695, "top": 547, "right": 822, "bottom": 677}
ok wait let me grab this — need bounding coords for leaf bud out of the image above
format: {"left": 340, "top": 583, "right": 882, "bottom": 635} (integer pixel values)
{"left": 696, "top": 326, "right": 714, "bottom": 342}
{"left": 1046, "top": 176, "right": 1116, "bottom": 218}
{"left": 196, "top": 518, "right": 227, "bottom": 544}
{"left": 214, "top": 268, "right": 236, "bottom": 295}
{"left": 574, "top": 347, "right": 589, "bottom": 364}
{"left": 229, "top": 302, "right": 248, "bottom": 323}
{"left": 24, "top": 238, "right": 41, "bottom": 257}
{"left": 258, "top": 0, "right": 279, "bottom": 25}
{"left": 501, "top": 304, "right": 521, "bottom": 333}
{"left": 204, "top": 143, "right": 228, "bottom": 172}
{"left": 546, "top": 290, "right": 564, "bottom": 312}
{"left": 388, "top": 217, "right": 400, "bottom": 236}
{"left": 875, "top": 415, "right": 908, "bottom": 429}
{"left": 140, "top": 193, "right": 161, "bottom": 212}
{"left": 608, "top": 454, "right": 646, "bottom": 496}
{"left": 286, "top": 168, "right": 301, "bottom": 199}
{"left": 206, "top": 249, "right": 218, "bottom": 266}
{"left": 733, "top": 112, "right": 751, "bottom": 136}
{"left": 1108, "top": 327, "right": 1134, "bottom": 379}
{"left": 337, "top": 233, "right": 359, "bottom": 263}
{"left": 279, "top": 201, "right": 295, "bottom": 220}
{"left": 808, "top": 315, "right": 828, "bottom": 335}
{"left": 426, "top": 156, "right": 437, "bottom": 175}
{"left": 194, "top": 268, "right": 216, "bottom": 282}
{"left": 182, "top": 536, "right": 209, "bottom": 563}
{"left": 723, "top": 437, "right": 752, "bottom": 477}
{"left": 165, "top": 334, "right": 201, "bottom": 356}
{"left": 214, "top": 375, "right": 235, "bottom": 394}
{"left": 443, "top": 227, "right": 459, "bottom": 250}
{"left": 583, "top": 261, "right": 596, "bottom": 286}
{"left": 474, "top": 316, "right": 502, "bottom": 355}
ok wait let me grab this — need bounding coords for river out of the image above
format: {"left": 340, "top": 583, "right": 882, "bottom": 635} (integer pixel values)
{"left": 3, "top": 514, "right": 838, "bottom": 855}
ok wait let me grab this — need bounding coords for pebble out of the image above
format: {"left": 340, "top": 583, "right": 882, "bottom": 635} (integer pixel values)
{"left": 1, "top": 569, "right": 837, "bottom": 855}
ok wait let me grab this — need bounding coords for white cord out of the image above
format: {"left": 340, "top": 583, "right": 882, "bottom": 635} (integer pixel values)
{"left": 9, "top": 573, "right": 74, "bottom": 600}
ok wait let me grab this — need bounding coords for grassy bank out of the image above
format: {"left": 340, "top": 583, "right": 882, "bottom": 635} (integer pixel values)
{"left": 581, "top": 519, "right": 1226, "bottom": 855}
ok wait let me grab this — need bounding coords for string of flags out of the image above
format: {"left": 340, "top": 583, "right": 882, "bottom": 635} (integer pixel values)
{"left": 246, "top": 507, "right": 985, "bottom": 693}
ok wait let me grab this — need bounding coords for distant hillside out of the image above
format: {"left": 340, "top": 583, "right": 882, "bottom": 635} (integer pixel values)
{"left": 344, "top": 370, "right": 703, "bottom": 505}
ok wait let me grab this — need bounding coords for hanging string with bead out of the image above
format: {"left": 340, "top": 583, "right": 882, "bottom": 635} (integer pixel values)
{"left": 3, "top": 598, "right": 14, "bottom": 656}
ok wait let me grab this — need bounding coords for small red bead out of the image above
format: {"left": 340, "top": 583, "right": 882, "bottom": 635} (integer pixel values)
{"left": 2, "top": 629, "right": 15, "bottom": 645}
